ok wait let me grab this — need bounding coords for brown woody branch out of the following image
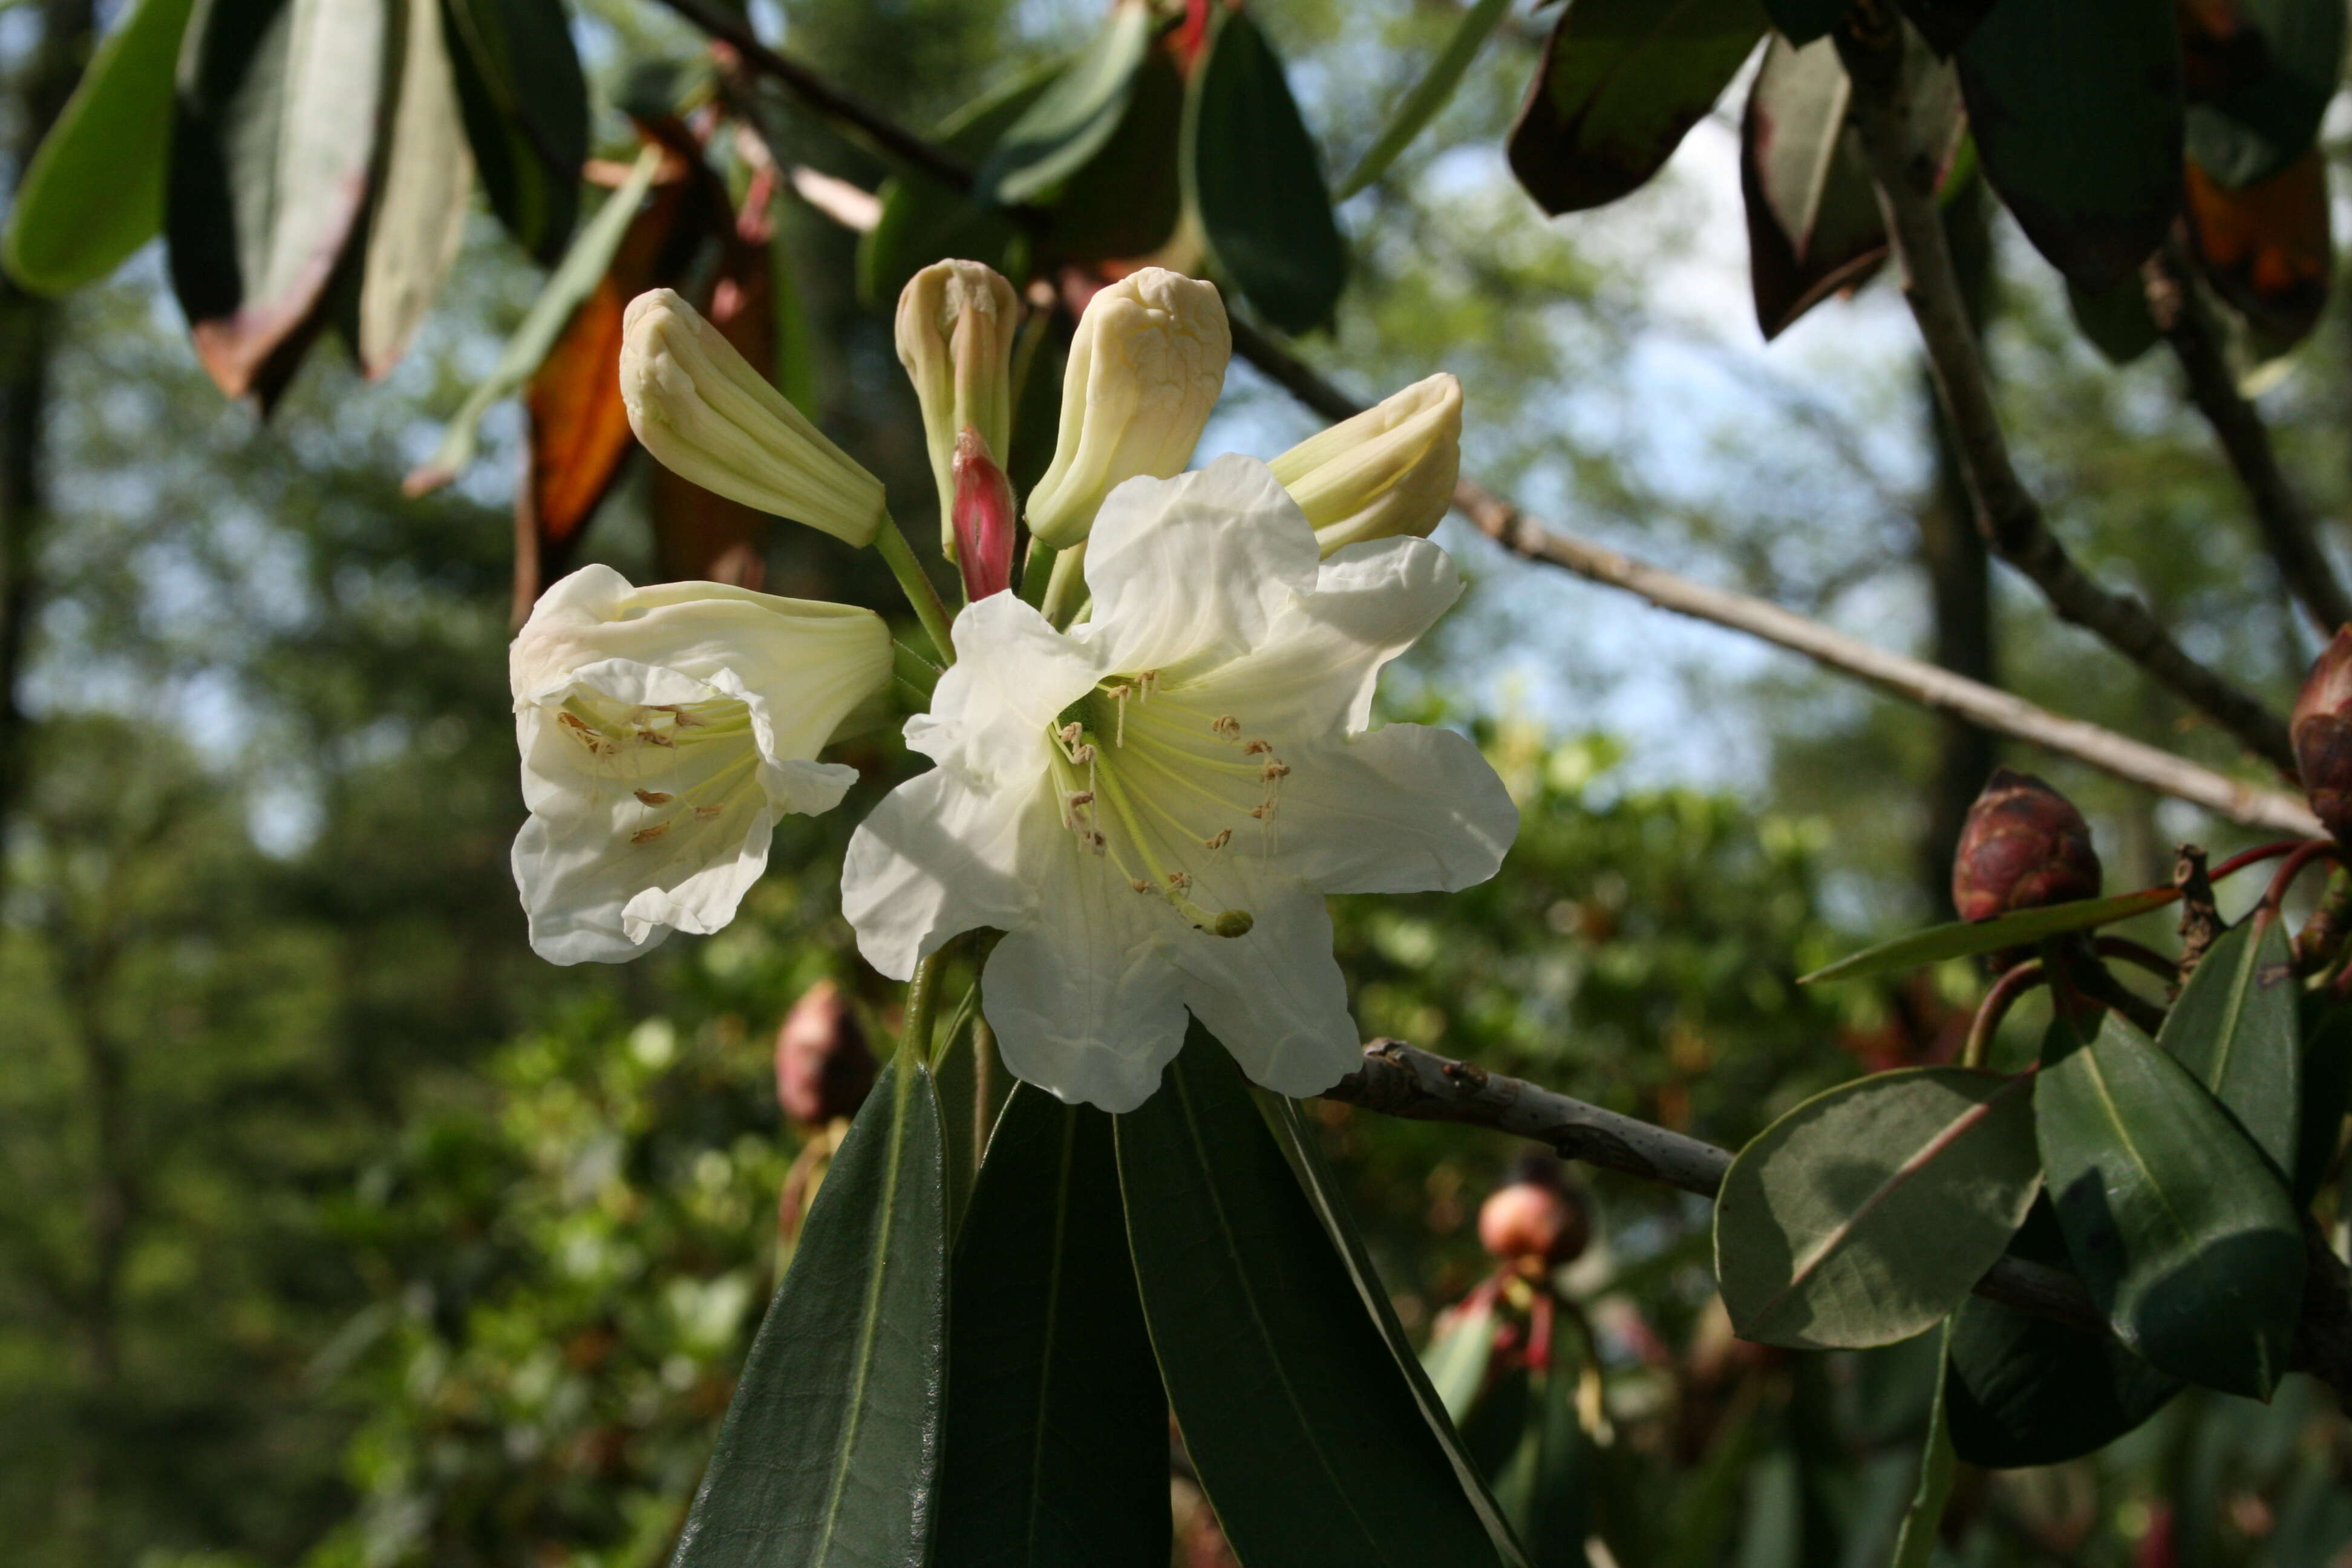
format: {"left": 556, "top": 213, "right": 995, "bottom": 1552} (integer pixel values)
{"left": 1837, "top": 4, "right": 2298, "bottom": 776}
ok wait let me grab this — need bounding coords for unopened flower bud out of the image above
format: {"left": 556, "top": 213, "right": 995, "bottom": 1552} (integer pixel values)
{"left": 2294, "top": 628, "right": 2352, "bottom": 843}
{"left": 1024, "top": 267, "right": 1229, "bottom": 549}
{"left": 895, "top": 260, "right": 1019, "bottom": 557}
{"left": 775, "top": 979, "right": 876, "bottom": 1126}
{"left": 1269, "top": 374, "right": 1462, "bottom": 556}
{"left": 1952, "top": 767, "right": 2103, "bottom": 923}
{"left": 621, "top": 288, "right": 887, "bottom": 547}
{"left": 951, "top": 428, "right": 1016, "bottom": 603}
{"left": 1477, "top": 1157, "right": 1589, "bottom": 1270}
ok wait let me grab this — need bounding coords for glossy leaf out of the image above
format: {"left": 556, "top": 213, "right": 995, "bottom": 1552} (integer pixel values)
{"left": 2, "top": 0, "right": 196, "bottom": 295}
{"left": 671, "top": 1057, "right": 947, "bottom": 1568}
{"left": 2183, "top": 0, "right": 2343, "bottom": 190}
{"left": 2185, "top": 148, "right": 2331, "bottom": 350}
{"left": 858, "top": 65, "right": 1055, "bottom": 309}
{"left": 1715, "top": 1067, "right": 2042, "bottom": 1348}
{"left": 1944, "top": 1201, "right": 2180, "bottom": 1467}
{"left": 1739, "top": 36, "right": 1884, "bottom": 339}
{"left": 932, "top": 1085, "right": 1168, "bottom": 1568}
{"left": 1334, "top": 0, "right": 1515, "bottom": 199}
{"left": 168, "top": 0, "right": 390, "bottom": 404}
{"left": 2155, "top": 910, "right": 2300, "bottom": 1175}
{"left": 1045, "top": 47, "right": 1185, "bottom": 267}
{"left": 1889, "top": 1319, "right": 1956, "bottom": 1568}
{"left": 1764, "top": 0, "right": 1844, "bottom": 45}
{"left": 1507, "top": 0, "right": 1768, "bottom": 217}
{"left": 1956, "top": 0, "right": 2184, "bottom": 292}
{"left": 2037, "top": 1013, "right": 2304, "bottom": 1399}
{"left": 1800, "top": 885, "right": 2179, "bottom": 984}
{"left": 355, "top": 0, "right": 473, "bottom": 377}
{"left": 1116, "top": 1028, "right": 1508, "bottom": 1567}
{"left": 1184, "top": 7, "right": 1348, "bottom": 333}
{"left": 442, "top": 0, "right": 587, "bottom": 264}
{"left": 980, "top": 0, "right": 1152, "bottom": 206}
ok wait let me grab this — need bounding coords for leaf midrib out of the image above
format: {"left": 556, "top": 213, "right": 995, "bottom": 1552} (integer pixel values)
{"left": 1022, "top": 1108, "right": 1079, "bottom": 1562}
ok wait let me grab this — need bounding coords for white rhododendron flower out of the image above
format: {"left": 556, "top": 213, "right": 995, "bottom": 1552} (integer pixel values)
{"left": 841, "top": 456, "right": 1517, "bottom": 1111}
{"left": 512, "top": 566, "right": 892, "bottom": 965}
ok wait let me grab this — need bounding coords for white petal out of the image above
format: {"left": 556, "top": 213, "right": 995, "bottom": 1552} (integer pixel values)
{"left": 842, "top": 767, "right": 1034, "bottom": 980}
{"left": 1276, "top": 724, "right": 1518, "bottom": 895}
{"left": 1080, "top": 455, "right": 1319, "bottom": 678}
{"left": 908, "top": 591, "right": 1100, "bottom": 787}
{"left": 1172, "top": 881, "right": 1359, "bottom": 1100}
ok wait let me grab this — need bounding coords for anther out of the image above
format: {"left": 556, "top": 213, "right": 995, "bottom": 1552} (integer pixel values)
{"left": 1059, "top": 721, "right": 1083, "bottom": 749}
{"left": 1211, "top": 715, "right": 1241, "bottom": 740}
{"left": 635, "top": 789, "right": 673, "bottom": 805}
{"left": 1243, "top": 739, "right": 1272, "bottom": 756}
{"left": 1166, "top": 871, "right": 1192, "bottom": 892}
{"left": 1131, "top": 878, "right": 1154, "bottom": 894}
{"left": 1203, "top": 828, "right": 1232, "bottom": 851}
{"left": 1068, "top": 790, "right": 1094, "bottom": 808}
{"left": 1261, "top": 761, "right": 1291, "bottom": 782}
{"left": 637, "top": 728, "right": 675, "bottom": 748}
{"left": 630, "top": 824, "right": 670, "bottom": 844}
{"left": 693, "top": 805, "right": 723, "bottom": 820}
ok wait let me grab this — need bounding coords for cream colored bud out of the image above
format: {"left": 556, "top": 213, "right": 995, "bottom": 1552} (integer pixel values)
{"left": 620, "top": 288, "right": 887, "bottom": 547}
{"left": 1269, "top": 373, "right": 1462, "bottom": 557}
{"left": 1024, "top": 268, "right": 1229, "bottom": 549}
{"left": 895, "top": 260, "right": 1019, "bottom": 557}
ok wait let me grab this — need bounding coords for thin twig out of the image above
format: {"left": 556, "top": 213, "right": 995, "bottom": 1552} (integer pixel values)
{"left": 1837, "top": 3, "right": 2297, "bottom": 775}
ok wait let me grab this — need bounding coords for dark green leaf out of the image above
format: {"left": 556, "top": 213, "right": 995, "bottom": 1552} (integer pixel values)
{"left": 2, "top": 0, "right": 196, "bottom": 295}
{"left": 2066, "top": 273, "right": 2160, "bottom": 364}
{"left": 2037, "top": 1014, "right": 2304, "bottom": 1398}
{"left": 1764, "top": 0, "right": 1844, "bottom": 47}
{"left": 1889, "top": 1320, "right": 1956, "bottom": 1568}
{"left": 1895, "top": 0, "right": 2001, "bottom": 54}
{"left": 857, "top": 64, "right": 1056, "bottom": 309}
{"left": 1042, "top": 48, "right": 1184, "bottom": 266}
{"left": 1490, "top": 1353, "right": 1592, "bottom": 1567}
{"left": 1421, "top": 1294, "right": 1500, "bottom": 1425}
{"left": 1944, "top": 1200, "right": 2180, "bottom": 1466}
{"left": 1116, "top": 1028, "right": 1508, "bottom": 1567}
{"left": 2297, "top": 996, "right": 2352, "bottom": 1209}
{"left": 2184, "top": 0, "right": 2344, "bottom": 190}
{"left": 1334, "top": 0, "right": 1515, "bottom": 198}
{"left": 932, "top": 1084, "right": 1168, "bottom": 1568}
{"left": 1800, "top": 885, "right": 2178, "bottom": 984}
{"left": 354, "top": 0, "right": 473, "bottom": 377}
{"left": 2155, "top": 911, "right": 2300, "bottom": 1176}
{"left": 441, "top": 0, "right": 587, "bottom": 264}
{"left": 1956, "top": 0, "right": 2184, "bottom": 292}
{"left": 1715, "top": 1067, "right": 2042, "bottom": 1348}
{"left": 1184, "top": 7, "right": 1348, "bottom": 333}
{"left": 672, "top": 1057, "right": 948, "bottom": 1568}
{"left": 1506, "top": 0, "right": 1768, "bottom": 216}
{"left": 979, "top": 0, "right": 1152, "bottom": 206}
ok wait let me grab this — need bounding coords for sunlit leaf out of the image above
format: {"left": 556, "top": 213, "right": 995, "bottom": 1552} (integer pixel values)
{"left": 354, "top": 0, "right": 473, "bottom": 377}
{"left": 2182, "top": 0, "right": 2342, "bottom": 190}
{"left": 2185, "top": 148, "right": 2331, "bottom": 351}
{"left": 857, "top": 64, "right": 1055, "bottom": 309}
{"left": 1740, "top": 36, "right": 1883, "bottom": 339}
{"left": 443, "top": 0, "right": 587, "bottom": 264}
{"left": 2154, "top": 909, "right": 2299, "bottom": 1175}
{"left": 1334, "top": 0, "right": 1514, "bottom": 199}
{"left": 1799, "top": 885, "right": 2180, "bottom": 984}
{"left": 979, "top": 0, "right": 1152, "bottom": 206}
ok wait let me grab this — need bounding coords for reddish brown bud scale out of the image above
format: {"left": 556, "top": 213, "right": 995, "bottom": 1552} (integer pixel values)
{"left": 950, "top": 427, "right": 1015, "bottom": 603}
{"left": 2293, "top": 628, "right": 2352, "bottom": 844}
{"left": 1951, "top": 767, "right": 2103, "bottom": 923}
{"left": 775, "top": 979, "right": 876, "bottom": 1126}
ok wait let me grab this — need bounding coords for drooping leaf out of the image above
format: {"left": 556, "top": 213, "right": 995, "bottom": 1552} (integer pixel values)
{"left": 441, "top": 0, "right": 587, "bottom": 264}
{"left": 1740, "top": 36, "right": 1884, "bottom": 339}
{"left": 2, "top": 0, "right": 197, "bottom": 295}
{"left": 2182, "top": 0, "right": 2343, "bottom": 190}
{"left": 1956, "top": 0, "right": 2185, "bottom": 292}
{"left": 979, "top": 0, "right": 1152, "bottom": 206}
{"left": 354, "top": 0, "right": 474, "bottom": 377}
{"left": 1488, "top": 1344, "right": 1593, "bottom": 1567}
{"left": 2154, "top": 909, "right": 2300, "bottom": 1175}
{"left": 1888, "top": 1319, "right": 1957, "bottom": 1568}
{"left": 1714, "top": 1067, "right": 2042, "bottom": 1349}
{"left": 1764, "top": 0, "right": 1845, "bottom": 46}
{"left": 857, "top": 64, "right": 1056, "bottom": 309}
{"left": 671, "top": 1057, "right": 948, "bottom": 1568}
{"left": 2037, "top": 1013, "right": 2304, "bottom": 1399}
{"left": 2184, "top": 148, "right": 2331, "bottom": 350}
{"left": 1944, "top": 1200, "right": 2181, "bottom": 1466}
{"left": 1800, "top": 885, "right": 2180, "bottom": 984}
{"left": 168, "top": 0, "right": 391, "bottom": 404}
{"left": 2299, "top": 998, "right": 2352, "bottom": 1208}
{"left": 1507, "top": 0, "right": 1768, "bottom": 217}
{"left": 930, "top": 1085, "right": 1170, "bottom": 1568}
{"left": 1043, "top": 46, "right": 1184, "bottom": 266}
{"left": 2066, "top": 273, "right": 2160, "bottom": 364}
{"left": 1115, "top": 1028, "right": 1509, "bottom": 1567}
{"left": 1334, "top": 0, "right": 1515, "bottom": 198}
{"left": 1184, "top": 6, "right": 1348, "bottom": 333}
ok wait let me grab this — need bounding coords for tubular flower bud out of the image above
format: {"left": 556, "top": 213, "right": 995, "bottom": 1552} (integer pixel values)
{"left": 895, "top": 260, "right": 1020, "bottom": 556}
{"left": 620, "top": 288, "right": 887, "bottom": 547}
{"left": 1269, "top": 374, "right": 1463, "bottom": 557}
{"left": 2294, "top": 627, "right": 2352, "bottom": 843}
{"left": 1024, "top": 267, "right": 1229, "bottom": 549}
{"left": 775, "top": 979, "right": 877, "bottom": 1126}
{"left": 951, "top": 428, "right": 1016, "bottom": 603}
{"left": 1951, "top": 767, "right": 2103, "bottom": 923}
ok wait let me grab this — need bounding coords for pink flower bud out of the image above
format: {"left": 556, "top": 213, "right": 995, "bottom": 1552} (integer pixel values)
{"left": 951, "top": 427, "right": 1015, "bottom": 603}
{"left": 775, "top": 979, "right": 876, "bottom": 1126}
{"left": 1477, "top": 1160, "right": 1590, "bottom": 1270}
{"left": 1951, "top": 767, "right": 2103, "bottom": 923}
{"left": 2293, "top": 627, "right": 2352, "bottom": 843}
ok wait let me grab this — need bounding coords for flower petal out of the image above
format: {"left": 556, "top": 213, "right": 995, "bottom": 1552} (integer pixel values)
{"left": 1278, "top": 724, "right": 1518, "bottom": 895}
{"left": 842, "top": 767, "right": 1036, "bottom": 979}
{"left": 1171, "top": 881, "right": 1359, "bottom": 1099}
{"left": 907, "top": 590, "right": 1100, "bottom": 788}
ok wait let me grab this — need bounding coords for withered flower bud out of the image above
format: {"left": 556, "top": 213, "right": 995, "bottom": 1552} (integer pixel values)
{"left": 2293, "top": 627, "right": 2352, "bottom": 843}
{"left": 775, "top": 979, "right": 876, "bottom": 1126}
{"left": 1476, "top": 1157, "right": 1590, "bottom": 1270}
{"left": 1951, "top": 767, "right": 2103, "bottom": 923}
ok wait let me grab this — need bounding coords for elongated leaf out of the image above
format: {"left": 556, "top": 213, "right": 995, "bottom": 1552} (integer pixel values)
{"left": 1116, "top": 1030, "right": 1508, "bottom": 1567}
{"left": 1944, "top": 1200, "right": 2180, "bottom": 1467}
{"left": 1800, "top": 885, "right": 2179, "bottom": 984}
{"left": 405, "top": 146, "right": 658, "bottom": 494}
{"left": 2186, "top": 148, "right": 2331, "bottom": 350}
{"left": 1184, "top": 7, "right": 1348, "bottom": 333}
{"left": 1044, "top": 47, "right": 1184, "bottom": 266}
{"left": 672, "top": 1057, "right": 947, "bottom": 1568}
{"left": 2155, "top": 910, "right": 2299, "bottom": 1175}
{"left": 442, "top": 0, "right": 586, "bottom": 264}
{"left": 2183, "top": 0, "right": 2343, "bottom": 190}
{"left": 2296, "top": 998, "right": 2352, "bottom": 1208}
{"left": 1490, "top": 1352, "right": 1592, "bottom": 1567}
{"left": 932, "top": 1085, "right": 1169, "bottom": 1568}
{"left": 355, "top": 0, "right": 473, "bottom": 377}
{"left": 1421, "top": 1296, "right": 1500, "bottom": 1424}
{"left": 2, "top": 0, "right": 197, "bottom": 295}
{"left": 1956, "top": 0, "right": 2184, "bottom": 292}
{"left": 1507, "top": 0, "right": 1768, "bottom": 216}
{"left": 2037, "top": 1014, "right": 2304, "bottom": 1399}
{"left": 1739, "top": 36, "right": 1884, "bottom": 339}
{"left": 857, "top": 64, "right": 1056, "bottom": 309}
{"left": 1334, "top": 0, "right": 1514, "bottom": 199}
{"left": 980, "top": 0, "right": 1152, "bottom": 206}
{"left": 1889, "top": 1321, "right": 1957, "bottom": 1568}
{"left": 1715, "top": 1066, "right": 2042, "bottom": 1348}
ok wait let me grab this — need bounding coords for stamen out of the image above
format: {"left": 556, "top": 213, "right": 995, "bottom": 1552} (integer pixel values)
{"left": 636, "top": 728, "right": 675, "bottom": 748}
{"left": 1203, "top": 828, "right": 1231, "bottom": 851}
{"left": 1210, "top": 715, "right": 1241, "bottom": 741}
{"left": 1260, "top": 761, "right": 1290, "bottom": 783}
{"left": 1243, "top": 739, "right": 1272, "bottom": 756}
{"left": 630, "top": 824, "right": 669, "bottom": 844}
{"left": 693, "top": 805, "right": 724, "bottom": 821}
{"left": 635, "top": 789, "right": 673, "bottom": 805}
{"left": 1132, "top": 878, "right": 1154, "bottom": 894}
{"left": 1166, "top": 870, "right": 1192, "bottom": 892}
{"left": 1139, "top": 670, "right": 1159, "bottom": 701}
